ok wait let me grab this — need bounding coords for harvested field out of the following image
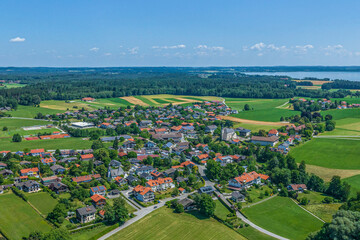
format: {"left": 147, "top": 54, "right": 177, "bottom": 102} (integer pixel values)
{"left": 120, "top": 96, "right": 148, "bottom": 106}
{"left": 305, "top": 164, "right": 360, "bottom": 182}
{"left": 219, "top": 115, "right": 294, "bottom": 126}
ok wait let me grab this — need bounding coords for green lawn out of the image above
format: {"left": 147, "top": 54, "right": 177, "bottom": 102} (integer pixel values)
{"left": 242, "top": 197, "right": 323, "bottom": 240}
{"left": 226, "top": 98, "right": 300, "bottom": 122}
{"left": 71, "top": 224, "right": 116, "bottom": 240}
{"left": 26, "top": 192, "right": 58, "bottom": 216}
{"left": 0, "top": 119, "right": 52, "bottom": 136}
{"left": 0, "top": 137, "right": 93, "bottom": 151}
{"left": 0, "top": 83, "right": 25, "bottom": 89}
{"left": 243, "top": 186, "right": 273, "bottom": 206}
{"left": 237, "top": 226, "right": 277, "bottom": 240}
{"left": 325, "top": 108, "right": 360, "bottom": 121}
{"left": 10, "top": 105, "right": 63, "bottom": 118}
{"left": 214, "top": 200, "right": 231, "bottom": 220}
{"left": 0, "top": 193, "right": 52, "bottom": 240}
{"left": 344, "top": 174, "right": 360, "bottom": 197}
{"left": 291, "top": 138, "right": 360, "bottom": 169}
{"left": 108, "top": 207, "right": 246, "bottom": 240}
{"left": 233, "top": 123, "right": 281, "bottom": 132}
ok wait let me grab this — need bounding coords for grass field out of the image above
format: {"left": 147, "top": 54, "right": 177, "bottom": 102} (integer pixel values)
{"left": 233, "top": 123, "right": 282, "bottom": 132}
{"left": 344, "top": 174, "right": 360, "bottom": 197}
{"left": 10, "top": 105, "right": 63, "bottom": 118}
{"left": 214, "top": 200, "right": 231, "bottom": 220}
{"left": 71, "top": 224, "right": 115, "bottom": 240}
{"left": 237, "top": 226, "right": 276, "bottom": 240}
{"left": 291, "top": 138, "right": 360, "bottom": 169}
{"left": 0, "top": 119, "right": 52, "bottom": 135}
{"left": 322, "top": 117, "right": 360, "bottom": 136}
{"left": 108, "top": 207, "right": 245, "bottom": 240}
{"left": 242, "top": 197, "right": 323, "bottom": 240}
{"left": 0, "top": 83, "right": 25, "bottom": 89}
{"left": 0, "top": 193, "right": 52, "bottom": 240}
{"left": 0, "top": 137, "right": 93, "bottom": 151}
{"left": 226, "top": 98, "right": 300, "bottom": 122}
{"left": 26, "top": 192, "right": 58, "bottom": 216}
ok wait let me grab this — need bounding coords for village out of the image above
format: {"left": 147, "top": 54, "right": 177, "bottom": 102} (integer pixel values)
{"left": 0, "top": 98, "right": 317, "bottom": 236}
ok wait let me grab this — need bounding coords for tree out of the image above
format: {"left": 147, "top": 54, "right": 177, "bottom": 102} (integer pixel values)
{"left": 113, "top": 137, "right": 119, "bottom": 150}
{"left": 174, "top": 203, "right": 184, "bottom": 213}
{"left": 2, "top": 126, "right": 8, "bottom": 131}
{"left": 0, "top": 175, "right": 4, "bottom": 185}
{"left": 91, "top": 140, "right": 104, "bottom": 150}
{"left": 113, "top": 197, "right": 129, "bottom": 224}
{"left": 244, "top": 104, "right": 250, "bottom": 111}
{"left": 12, "top": 133, "right": 22, "bottom": 142}
{"left": 326, "top": 176, "right": 351, "bottom": 201}
{"left": 127, "top": 151, "right": 137, "bottom": 159}
{"left": 197, "top": 193, "right": 216, "bottom": 217}
{"left": 309, "top": 210, "right": 360, "bottom": 240}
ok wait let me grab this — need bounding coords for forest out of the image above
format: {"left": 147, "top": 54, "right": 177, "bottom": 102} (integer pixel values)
{"left": 0, "top": 68, "right": 356, "bottom": 107}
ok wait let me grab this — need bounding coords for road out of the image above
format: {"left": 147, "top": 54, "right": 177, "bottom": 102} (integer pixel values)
{"left": 197, "top": 165, "right": 289, "bottom": 240}
{"left": 98, "top": 193, "right": 192, "bottom": 240}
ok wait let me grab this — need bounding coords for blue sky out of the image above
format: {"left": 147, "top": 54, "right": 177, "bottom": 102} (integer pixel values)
{"left": 1, "top": 0, "right": 360, "bottom": 67}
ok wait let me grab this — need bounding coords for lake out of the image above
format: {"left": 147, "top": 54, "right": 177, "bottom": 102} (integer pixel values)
{"left": 243, "top": 71, "right": 360, "bottom": 81}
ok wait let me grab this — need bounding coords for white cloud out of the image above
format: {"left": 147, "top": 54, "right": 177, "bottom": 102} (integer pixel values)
{"left": 195, "top": 45, "right": 224, "bottom": 51}
{"left": 129, "top": 47, "right": 139, "bottom": 54}
{"left": 104, "top": 53, "right": 112, "bottom": 56}
{"left": 9, "top": 37, "right": 25, "bottom": 42}
{"left": 89, "top": 47, "right": 99, "bottom": 52}
{"left": 294, "top": 44, "right": 314, "bottom": 54}
{"left": 152, "top": 44, "right": 186, "bottom": 49}
{"left": 250, "top": 42, "right": 266, "bottom": 50}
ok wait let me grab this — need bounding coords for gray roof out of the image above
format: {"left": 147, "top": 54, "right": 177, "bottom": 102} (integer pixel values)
{"left": 76, "top": 205, "right": 96, "bottom": 216}
{"left": 108, "top": 167, "right": 124, "bottom": 177}
{"left": 178, "top": 198, "right": 195, "bottom": 208}
{"left": 50, "top": 164, "right": 65, "bottom": 171}
{"left": 231, "top": 191, "right": 245, "bottom": 199}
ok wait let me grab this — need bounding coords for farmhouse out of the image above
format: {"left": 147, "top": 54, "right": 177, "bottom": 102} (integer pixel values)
{"left": 76, "top": 206, "right": 96, "bottom": 223}
{"left": 251, "top": 136, "right": 279, "bottom": 146}
{"left": 82, "top": 97, "right": 95, "bottom": 102}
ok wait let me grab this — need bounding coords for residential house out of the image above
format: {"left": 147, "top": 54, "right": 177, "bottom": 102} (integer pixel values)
{"left": 91, "top": 194, "right": 106, "bottom": 208}
{"left": 231, "top": 191, "right": 245, "bottom": 203}
{"left": 76, "top": 206, "right": 96, "bottom": 223}
{"left": 287, "top": 184, "right": 307, "bottom": 193}
{"left": 81, "top": 154, "right": 94, "bottom": 161}
{"left": 228, "top": 171, "right": 269, "bottom": 190}
{"left": 15, "top": 180, "right": 41, "bottom": 193}
{"left": 146, "top": 177, "right": 175, "bottom": 192}
{"left": 50, "top": 164, "right": 66, "bottom": 175}
{"left": 90, "top": 186, "right": 107, "bottom": 196}
{"left": 114, "top": 176, "right": 127, "bottom": 186}
{"left": 199, "top": 186, "right": 215, "bottom": 195}
{"left": 20, "top": 167, "right": 39, "bottom": 177}
{"left": 49, "top": 182, "right": 68, "bottom": 194}
{"left": 107, "top": 189, "right": 121, "bottom": 198}
{"left": 126, "top": 175, "right": 140, "bottom": 186}
{"left": 0, "top": 162, "right": 7, "bottom": 169}
{"left": 30, "top": 149, "right": 45, "bottom": 156}
{"left": 136, "top": 166, "right": 155, "bottom": 175}
{"left": 268, "top": 129, "right": 279, "bottom": 137}
{"left": 237, "top": 127, "right": 251, "bottom": 137}
{"left": 178, "top": 198, "right": 196, "bottom": 210}
{"left": 72, "top": 174, "right": 101, "bottom": 184}
{"left": 107, "top": 167, "right": 125, "bottom": 180}
{"left": 132, "top": 185, "right": 155, "bottom": 202}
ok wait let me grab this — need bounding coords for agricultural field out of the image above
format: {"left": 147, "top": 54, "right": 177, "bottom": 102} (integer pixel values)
{"left": 26, "top": 192, "right": 58, "bottom": 216}
{"left": 0, "top": 193, "right": 52, "bottom": 240}
{"left": 291, "top": 138, "right": 360, "bottom": 170}
{"left": 226, "top": 98, "right": 300, "bottom": 122}
{"left": 242, "top": 197, "right": 323, "bottom": 240}
{"left": 108, "top": 206, "right": 246, "bottom": 240}
{"left": 124, "top": 94, "right": 221, "bottom": 107}
{"left": 0, "top": 137, "right": 94, "bottom": 151}
{"left": 10, "top": 105, "right": 63, "bottom": 118}
{"left": 296, "top": 191, "right": 341, "bottom": 222}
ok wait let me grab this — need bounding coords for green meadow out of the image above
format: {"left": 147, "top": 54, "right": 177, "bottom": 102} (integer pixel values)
{"left": 226, "top": 98, "right": 300, "bottom": 122}
{"left": 291, "top": 138, "right": 360, "bottom": 169}
{"left": 109, "top": 207, "right": 246, "bottom": 240}
{"left": 242, "top": 197, "right": 323, "bottom": 240}
{"left": 0, "top": 193, "right": 52, "bottom": 240}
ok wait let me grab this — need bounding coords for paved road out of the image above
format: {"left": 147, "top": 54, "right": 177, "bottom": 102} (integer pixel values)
{"left": 197, "top": 164, "right": 288, "bottom": 240}
{"left": 1, "top": 117, "right": 52, "bottom": 121}
{"left": 98, "top": 193, "right": 192, "bottom": 240}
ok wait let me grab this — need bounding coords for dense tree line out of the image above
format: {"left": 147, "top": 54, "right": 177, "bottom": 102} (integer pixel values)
{"left": 0, "top": 70, "right": 354, "bottom": 107}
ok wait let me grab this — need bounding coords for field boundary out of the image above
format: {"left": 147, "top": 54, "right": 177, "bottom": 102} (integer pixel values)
{"left": 290, "top": 198, "right": 325, "bottom": 223}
